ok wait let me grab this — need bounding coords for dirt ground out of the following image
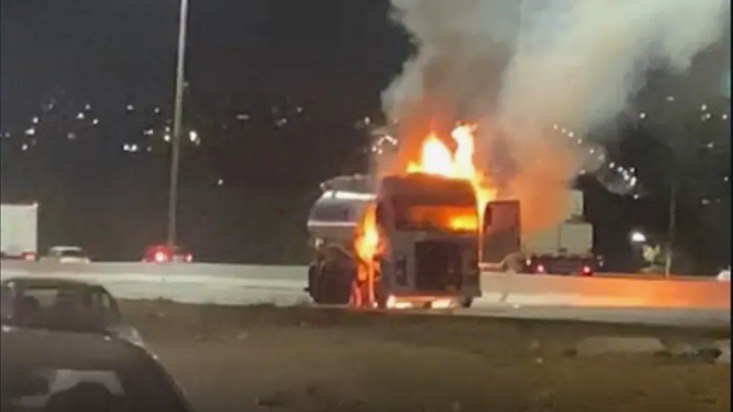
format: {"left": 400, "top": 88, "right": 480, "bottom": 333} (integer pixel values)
{"left": 121, "top": 300, "right": 731, "bottom": 412}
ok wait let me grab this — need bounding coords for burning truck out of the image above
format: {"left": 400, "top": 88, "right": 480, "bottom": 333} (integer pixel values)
{"left": 305, "top": 123, "right": 594, "bottom": 309}
{"left": 307, "top": 173, "right": 483, "bottom": 309}
{"left": 307, "top": 124, "right": 506, "bottom": 309}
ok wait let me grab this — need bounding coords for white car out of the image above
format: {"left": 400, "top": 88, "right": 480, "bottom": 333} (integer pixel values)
{"left": 41, "top": 246, "right": 91, "bottom": 264}
{"left": 717, "top": 267, "right": 730, "bottom": 281}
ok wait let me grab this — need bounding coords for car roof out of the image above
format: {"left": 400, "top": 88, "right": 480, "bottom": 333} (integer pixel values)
{"left": 1, "top": 326, "right": 148, "bottom": 369}
{"left": 2, "top": 276, "right": 102, "bottom": 289}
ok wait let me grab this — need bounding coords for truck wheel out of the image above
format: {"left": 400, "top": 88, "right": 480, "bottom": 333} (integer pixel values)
{"left": 319, "top": 260, "right": 353, "bottom": 305}
{"left": 307, "top": 264, "right": 318, "bottom": 300}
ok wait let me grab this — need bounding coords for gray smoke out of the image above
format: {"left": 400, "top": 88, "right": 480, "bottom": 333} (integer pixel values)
{"left": 385, "top": 0, "right": 728, "bottom": 131}
{"left": 383, "top": 0, "right": 729, "bottom": 231}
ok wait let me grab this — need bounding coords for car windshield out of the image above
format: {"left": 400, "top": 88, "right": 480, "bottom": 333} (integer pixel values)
{"left": 1, "top": 363, "right": 190, "bottom": 412}
{"left": 5, "top": 286, "right": 118, "bottom": 330}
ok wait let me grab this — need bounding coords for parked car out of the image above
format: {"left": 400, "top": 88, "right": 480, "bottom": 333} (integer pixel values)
{"left": 1, "top": 326, "right": 193, "bottom": 412}
{"left": 41, "top": 246, "right": 91, "bottom": 264}
{"left": 143, "top": 244, "right": 193, "bottom": 263}
{"left": 717, "top": 267, "right": 730, "bottom": 281}
{"left": 0, "top": 277, "right": 143, "bottom": 346}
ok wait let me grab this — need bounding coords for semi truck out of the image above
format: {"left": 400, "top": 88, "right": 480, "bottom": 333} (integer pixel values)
{"left": 306, "top": 176, "right": 597, "bottom": 308}
{"left": 306, "top": 174, "right": 520, "bottom": 308}
{"left": 306, "top": 174, "right": 482, "bottom": 309}
{"left": 482, "top": 190, "right": 596, "bottom": 276}
{"left": 0, "top": 203, "right": 39, "bottom": 261}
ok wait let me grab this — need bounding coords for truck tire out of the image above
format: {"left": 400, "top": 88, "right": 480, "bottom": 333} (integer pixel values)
{"left": 307, "top": 264, "right": 320, "bottom": 302}
{"left": 316, "top": 259, "right": 353, "bottom": 305}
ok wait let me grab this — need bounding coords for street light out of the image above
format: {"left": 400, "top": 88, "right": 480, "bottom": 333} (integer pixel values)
{"left": 166, "top": 0, "right": 190, "bottom": 246}
{"left": 630, "top": 231, "right": 647, "bottom": 244}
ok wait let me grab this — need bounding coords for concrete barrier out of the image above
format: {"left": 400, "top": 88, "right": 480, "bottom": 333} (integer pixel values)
{"left": 0, "top": 262, "right": 308, "bottom": 306}
{"left": 479, "top": 272, "right": 730, "bottom": 309}
{"left": 1, "top": 262, "right": 729, "bottom": 309}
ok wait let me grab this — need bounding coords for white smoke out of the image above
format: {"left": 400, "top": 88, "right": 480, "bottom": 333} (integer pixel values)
{"left": 385, "top": 0, "right": 728, "bottom": 131}
{"left": 498, "top": 0, "right": 729, "bottom": 134}
{"left": 383, "top": 0, "right": 729, "bottom": 231}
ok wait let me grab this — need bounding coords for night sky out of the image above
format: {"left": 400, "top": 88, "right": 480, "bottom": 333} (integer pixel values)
{"left": 1, "top": 0, "right": 730, "bottom": 273}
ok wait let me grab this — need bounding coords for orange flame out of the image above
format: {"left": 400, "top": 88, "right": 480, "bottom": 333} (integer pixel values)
{"left": 352, "top": 123, "right": 495, "bottom": 303}
{"left": 407, "top": 124, "right": 496, "bottom": 220}
{"left": 354, "top": 204, "right": 380, "bottom": 266}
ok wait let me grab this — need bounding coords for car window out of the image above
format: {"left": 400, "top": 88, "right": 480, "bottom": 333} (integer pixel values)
{"left": 59, "top": 249, "right": 84, "bottom": 258}
{"left": 11, "top": 286, "right": 107, "bottom": 331}
{"left": 89, "top": 288, "right": 120, "bottom": 321}
{"left": 22, "top": 287, "right": 63, "bottom": 308}
{"left": 1, "top": 365, "right": 190, "bottom": 412}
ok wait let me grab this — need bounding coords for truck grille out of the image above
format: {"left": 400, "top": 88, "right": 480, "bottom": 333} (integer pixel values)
{"left": 414, "top": 241, "right": 462, "bottom": 292}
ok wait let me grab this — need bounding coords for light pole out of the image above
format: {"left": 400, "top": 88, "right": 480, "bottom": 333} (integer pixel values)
{"left": 167, "top": 0, "right": 190, "bottom": 246}
{"left": 664, "top": 181, "right": 677, "bottom": 278}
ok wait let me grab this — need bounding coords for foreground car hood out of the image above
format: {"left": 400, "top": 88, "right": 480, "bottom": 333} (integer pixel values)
{"left": 106, "top": 324, "right": 145, "bottom": 347}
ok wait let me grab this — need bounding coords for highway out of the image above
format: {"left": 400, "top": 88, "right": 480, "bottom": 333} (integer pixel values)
{"left": 1, "top": 261, "right": 729, "bottom": 328}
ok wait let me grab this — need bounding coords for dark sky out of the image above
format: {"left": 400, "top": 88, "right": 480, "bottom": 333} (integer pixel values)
{"left": 0, "top": 0, "right": 729, "bottom": 273}
{"left": 1, "top": 0, "right": 411, "bottom": 263}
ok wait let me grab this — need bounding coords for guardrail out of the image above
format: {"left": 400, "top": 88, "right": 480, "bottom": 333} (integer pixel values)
{"left": 1, "top": 262, "right": 729, "bottom": 309}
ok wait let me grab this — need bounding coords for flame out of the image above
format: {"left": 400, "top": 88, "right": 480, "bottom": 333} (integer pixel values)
{"left": 353, "top": 203, "right": 382, "bottom": 306}
{"left": 407, "top": 124, "right": 495, "bottom": 218}
{"left": 351, "top": 123, "right": 495, "bottom": 306}
{"left": 449, "top": 214, "right": 479, "bottom": 231}
{"left": 354, "top": 204, "right": 380, "bottom": 265}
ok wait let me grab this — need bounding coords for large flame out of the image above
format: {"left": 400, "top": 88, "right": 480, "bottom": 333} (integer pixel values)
{"left": 354, "top": 204, "right": 380, "bottom": 265}
{"left": 353, "top": 123, "right": 495, "bottom": 304}
{"left": 407, "top": 124, "right": 496, "bottom": 219}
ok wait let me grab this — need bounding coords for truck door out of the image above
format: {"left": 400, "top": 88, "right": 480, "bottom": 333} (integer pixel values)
{"left": 481, "top": 201, "right": 521, "bottom": 266}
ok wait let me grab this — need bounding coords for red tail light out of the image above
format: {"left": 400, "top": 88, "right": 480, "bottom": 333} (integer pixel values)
{"left": 185, "top": 253, "right": 193, "bottom": 263}
{"left": 582, "top": 265, "right": 593, "bottom": 275}
{"left": 22, "top": 252, "right": 37, "bottom": 261}
{"left": 535, "top": 264, "right": 546, "bottom": 274}
{"left": 154, "top": 251, "right": 169, "bottom": 263}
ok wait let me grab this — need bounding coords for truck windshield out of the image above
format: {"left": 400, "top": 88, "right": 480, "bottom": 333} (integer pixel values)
{"left": 391, "top": 196, "right": 478, "bottom": 233}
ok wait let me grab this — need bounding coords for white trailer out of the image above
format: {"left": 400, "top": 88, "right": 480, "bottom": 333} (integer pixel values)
{"left": 521, "top": 190, "right": 595, "bottom": 275}
{"left": 1, "top": 203, "right": 39, "bottom": 260}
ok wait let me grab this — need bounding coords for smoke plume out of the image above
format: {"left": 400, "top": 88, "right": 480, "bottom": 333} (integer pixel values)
{"left": 382, "top": 0, "right": 729, "bottom": 233}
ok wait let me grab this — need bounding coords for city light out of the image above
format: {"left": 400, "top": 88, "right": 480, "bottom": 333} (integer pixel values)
{"left": 630, "top": 231, "right": 647, "bottom": 243}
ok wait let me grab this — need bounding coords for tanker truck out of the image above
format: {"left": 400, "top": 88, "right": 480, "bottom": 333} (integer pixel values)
{"left": 306, "top": 173, "right": 482, "bottom": 309}
{"left": 306, "top": 174, "right": 595, "bottom": 309}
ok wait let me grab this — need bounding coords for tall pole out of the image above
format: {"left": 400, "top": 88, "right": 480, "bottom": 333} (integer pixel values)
{"left": 167, "top": 0, "right": 190, "bottom": 246}
{"left": 664, "top": 181, "right": 677, "bottom": 278}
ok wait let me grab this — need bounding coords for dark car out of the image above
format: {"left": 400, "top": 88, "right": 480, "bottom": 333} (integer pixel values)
{"left": 1, "top": 277, "right": 143, "bottom": 346}
{"left": 142, "top": 244, "right": 193, "bottom": 263}
{"left": 1, "top": 326, "right": 193, "bottom": 411}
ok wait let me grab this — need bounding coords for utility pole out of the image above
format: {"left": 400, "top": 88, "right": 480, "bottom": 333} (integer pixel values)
{"left": 664, "top": 181, "right": 677, "bottom": 278}
{"left": 166, "top": 0, "right": 190, "bottom": 246}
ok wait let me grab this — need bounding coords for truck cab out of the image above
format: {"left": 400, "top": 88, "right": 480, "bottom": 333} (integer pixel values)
{"left": 306, "top": 174, "right": 481, "bottom": 308}
{"left": 374, "top": 174, "right": 481, "bottom": 308}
